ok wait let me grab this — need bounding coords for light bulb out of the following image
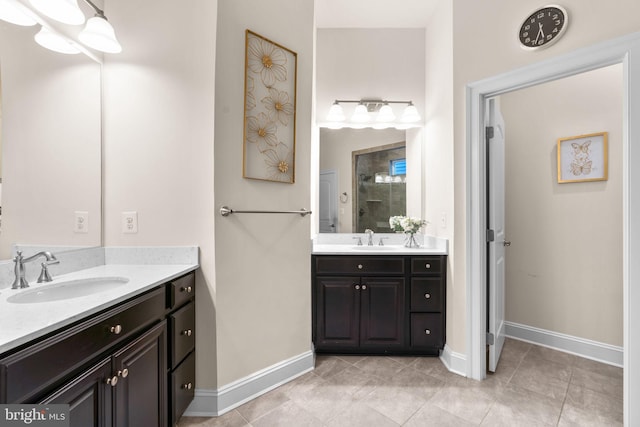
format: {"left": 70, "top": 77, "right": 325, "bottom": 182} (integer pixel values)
{"left": 376, "top": 104, "right": 395, "bottom": 122}
{"left": 401, "top": 103, "right": 421, "bottom": 123}
{"left": 351, "top": 104, "right": 370, "bottom": 123}
{"left": 326, "top": 102, "right": 345, "bottom": 122}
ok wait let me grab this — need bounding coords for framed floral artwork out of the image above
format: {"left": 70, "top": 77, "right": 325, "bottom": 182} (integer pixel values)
{"left": 557, "top": 132, "right": 608, "bottom": 183}
{"left": 243, "top": 30, "right": 297, "bottom": 183}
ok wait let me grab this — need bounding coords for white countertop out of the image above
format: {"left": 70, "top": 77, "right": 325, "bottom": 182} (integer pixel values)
{"left": 0, "top": 263, "right": 198, "bottom": 354}
{"left": 312, "top": 233, "right": 448, "bottom": 255}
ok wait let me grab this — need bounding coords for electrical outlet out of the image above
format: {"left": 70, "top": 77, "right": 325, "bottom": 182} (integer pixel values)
{"left": 122, "top": 211, "right": 138, "bottom": 234}
{"left": 74, "top": 211, "right": 89, "bottom": 233}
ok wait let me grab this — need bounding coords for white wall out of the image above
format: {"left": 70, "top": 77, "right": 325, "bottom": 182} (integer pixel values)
{"left": 316, "top": 28, "right": 425, "bottom": 124}
{"left": 501, "top": 65, "right": 623, "bottom": 346}
{"left": 0, "top": 22, "right": 101, "bottom": 260}
{"left": 442, "top": 0, "right": 640, "bottom": 357}
{"left": 319, "top": 127, "right": 405, "bottom": 232}
{"left": 214, "top": 0, "right": 314, "bottom": 385}
{"left": 102, "top": 0, "right": 217, "bottom": 387}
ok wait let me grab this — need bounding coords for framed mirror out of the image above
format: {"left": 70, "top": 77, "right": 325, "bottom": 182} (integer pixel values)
{"left": 0, "top": 20, "right": 102, "bottom": 260}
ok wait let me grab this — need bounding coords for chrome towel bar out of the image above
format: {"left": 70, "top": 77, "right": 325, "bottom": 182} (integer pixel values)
{"left": 220, "top": 206, "right": 311, "bottom": 217}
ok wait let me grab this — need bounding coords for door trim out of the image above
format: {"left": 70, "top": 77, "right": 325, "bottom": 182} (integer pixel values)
{"left": 465, "top": 31, "right": 640, "bottom": 426}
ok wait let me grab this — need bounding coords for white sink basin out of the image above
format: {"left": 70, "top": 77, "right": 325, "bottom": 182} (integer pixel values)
{"left": 7, "top": 277, "right": 129, "bottom": 304}
{"left": 351, "top": 245, "right": 399, "bottom": 250}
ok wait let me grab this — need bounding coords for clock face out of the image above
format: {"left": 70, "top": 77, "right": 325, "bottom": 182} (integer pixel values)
{"left": 519, "top": 5, "right": 568, "bottom": 50}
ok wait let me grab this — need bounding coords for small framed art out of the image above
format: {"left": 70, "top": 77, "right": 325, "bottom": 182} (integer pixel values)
{"left": 557, "top": 132, "right": 608, "bottom": 183}
{"left": 242, "top": 30, "right": 297, "bottom": 183}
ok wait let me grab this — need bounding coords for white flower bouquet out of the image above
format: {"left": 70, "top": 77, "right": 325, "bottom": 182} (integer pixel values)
{"left": 389, "top": 216, "right": 427, "bottom": 234}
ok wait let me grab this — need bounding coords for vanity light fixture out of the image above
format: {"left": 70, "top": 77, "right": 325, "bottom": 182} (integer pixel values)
{"left": 34, "top": 25, "right": 81, "bottom": 54}
{"left": 325, "top": 98, "right": 421, "bottom": 129}
{"left": 0, "top": 0, "right": 37, "bottom": 26}
{"left": 78, "top": 0, "right": 121, "bottom": 53}
{"left": 29, "top": 0, "right": 85, "bottom": 25}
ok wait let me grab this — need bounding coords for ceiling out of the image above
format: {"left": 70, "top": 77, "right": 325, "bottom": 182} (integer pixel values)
{"left": 315, "top": 0, "right": 439, "bottom": 28}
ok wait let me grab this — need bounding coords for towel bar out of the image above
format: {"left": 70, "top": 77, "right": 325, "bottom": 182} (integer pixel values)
{"left": 220, "top": 206, "right": 311, "bottom": 217}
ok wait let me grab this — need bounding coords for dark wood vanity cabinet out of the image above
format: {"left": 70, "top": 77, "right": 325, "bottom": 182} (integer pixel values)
{"left": 313, "top": 255, "right": 446, "bottom": 355}
{"left": 0, "top": 271, "right": 197, "bottom": 427}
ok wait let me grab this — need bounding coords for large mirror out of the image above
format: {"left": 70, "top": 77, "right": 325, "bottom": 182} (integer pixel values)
{"left": 0, "top": 20, "right": 102, "bottom": 260}
{"left": 319, "top": 127, "right": 422, "bottom": 233}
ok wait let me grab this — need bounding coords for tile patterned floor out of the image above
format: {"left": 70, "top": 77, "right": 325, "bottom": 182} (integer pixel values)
{"left": 177, "top": 339, "right": 623, "bottom": 426}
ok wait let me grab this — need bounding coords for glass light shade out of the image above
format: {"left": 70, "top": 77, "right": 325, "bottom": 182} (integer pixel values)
{"left": 29, "top": 0, "right": 85, "bottom": 25}
{"left": 34, "top": 26, "right": 81, "bottom": 54}
{"left": 350, "top": 104, "right": 370, "bottom": 123}
{"left": 401, "top": 103, "right": 421, "bottom": 123}
{"left": 376, "top": 104, "right": 396, "bottom": 122}
{"left": 0, "top": 0, "right": 37, "bottom": 26}
{"left": 326, "top": 102, "right": 345, "bottom": 122}
{"left": 79, "top": 16, "right": 122, "bottom": 53}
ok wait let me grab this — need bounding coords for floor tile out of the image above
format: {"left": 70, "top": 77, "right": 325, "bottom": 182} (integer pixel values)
{"left": 362, "top": 385, "right": 427, "bottom": 424}
{"left": 404, "top": 403, "right": 477, "bottom": 427}
{"left": 325, "top": 401, "right": 399, "bottom": 427}
{"left": 177, "top": 411, "right": 249, "bottom": 427}
{"left": 251, "top": 400, "right": 324, "bottom": 427}
{"left": 429, "top": 382, "right": 495, "bottom": 424}
{"left": 571, "top": 366, "right": 623, "bottom": 400}
{"left": 558, "top": 403, "right": 623, "bottom": 427}
{"left": 483, "top": 384, "right": 564, "bottom": 426}
{"left": 565, "top": 383, "right": 623, "bottom": 423}
{"left": 235, "top": 389, "right": 290, "bottom": 422}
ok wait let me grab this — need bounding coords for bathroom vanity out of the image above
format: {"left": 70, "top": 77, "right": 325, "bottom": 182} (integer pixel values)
{"left": 312, "top": 235, "right": 447, "bottom": 355}
{"left": 0, "top": 260, "right": 197, "bottom": 427}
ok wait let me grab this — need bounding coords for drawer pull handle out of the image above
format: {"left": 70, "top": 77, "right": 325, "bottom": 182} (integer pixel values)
{"left": 361, "top": 285, "right": 367, "bottom": 290}
{"left": 106, "top": 376, "right": 118, "bottom": 387}
{"left": 181, "top": 382, "right": 193, "bottom": 390}
{"left": 357, "top": 264, "right": 363, "bottom": 270}
{"left": 425, "top": 329, "right": 431, "bottom": 335}
{"left": 181, "top": 329, "right": 193, "bottom": 337}
{"left": 425, "top": 293, "right": 431, "bottom": 299}
{"left": 118, "top": 369, "right": 129, "bottom": 378}
{"left": 180, "top": 286, "right": 193, "bottom": 293}
{"left": 355, "top": 285, "right": 360, "bottom": 290}
{"left": 425, "top": 263, "right": 431, "bottom": 269}
{"left": 110, "top": 325, "right": 123, "bottom": 335}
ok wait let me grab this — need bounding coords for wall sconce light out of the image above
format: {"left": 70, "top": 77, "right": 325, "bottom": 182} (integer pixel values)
{"left": 1, "top": 0, "right": 121, "bottom": 54}
{"left": 324, "top": 99, "right": 421, "bottom": 129}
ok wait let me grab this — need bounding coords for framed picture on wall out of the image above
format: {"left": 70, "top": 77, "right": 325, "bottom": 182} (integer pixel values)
{"left": 242, "top": 30, "right": 298, "bottom": 183}
{"left": 557, "top": 132, "right": 608, "bottom": 183}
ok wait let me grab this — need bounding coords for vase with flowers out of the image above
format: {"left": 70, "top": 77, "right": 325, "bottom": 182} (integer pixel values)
{"left": 389, "top": 216, "right": 427, "bottom": 247}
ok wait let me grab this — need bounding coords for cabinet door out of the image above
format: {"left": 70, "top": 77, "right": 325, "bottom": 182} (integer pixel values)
{"left": 40, "top": 358, "right": 112, "bottom": 427}
{"left": 113, "top": 321, "right": 167, "bottom": 427}
{"left": 315, "top": 277, "right": 360, "bottom": 348}
{"left": 360, "top": 277, "right": 405, "bottom": 348}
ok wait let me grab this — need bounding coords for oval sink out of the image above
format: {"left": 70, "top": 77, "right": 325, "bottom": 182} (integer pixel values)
{"left": 7, "top": 277, "right": 129, "bottom": 304}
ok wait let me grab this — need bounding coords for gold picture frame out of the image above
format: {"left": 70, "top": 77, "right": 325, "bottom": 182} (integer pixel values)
{"left": 557, "top": 132, "right": 608, "bottom": 183}
{"left": 242, "top": 30, "right": 297, "bottom": 183}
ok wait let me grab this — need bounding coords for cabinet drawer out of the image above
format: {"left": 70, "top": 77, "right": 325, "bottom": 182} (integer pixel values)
{"left": 410, "top": 278, "right": 443, "bottom": 312}
{"left": 315, "top": 257, "right": 404, "bottom": 275}
{"left": 170, "top": 302, "right": 195, "bottom": 369}
{"left": 0, "top": 287, "right": 165, "bottom": 404}
{"left": 169, "top": 273, "right": 195, "bottom": 310}
{"left": 410, "top": 257, "right": 444, "bottom": 275}
{"left": 410, "top": 313, "right": 444, "bottom": 348}
{"left": 171, "top": 351, "right": 195, "bottom": 425}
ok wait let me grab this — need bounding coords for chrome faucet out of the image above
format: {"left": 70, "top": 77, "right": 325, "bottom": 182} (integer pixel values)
{"left": 364, "top": 229, "right": 374, "bottom": 246}
{"left": 11, "top": 251, "right": 58, "bottom": 289}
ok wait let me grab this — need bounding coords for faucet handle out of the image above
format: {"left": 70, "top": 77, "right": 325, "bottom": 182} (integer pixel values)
{"left": 352, "top": 236, "right": 363, "bottom": 246}
{"left": 378, "top": 237, "right": 389, "bottom": 246}
{"left": 37, "top": 259, "right": 59, "bottom": 283}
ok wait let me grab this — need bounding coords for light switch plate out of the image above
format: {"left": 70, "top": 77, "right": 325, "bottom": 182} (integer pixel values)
{"left": 122, "top": 211, "right": 138, "bottom": 234}
{"left": 74, "top": 211, "right": 89, "bottom": 233}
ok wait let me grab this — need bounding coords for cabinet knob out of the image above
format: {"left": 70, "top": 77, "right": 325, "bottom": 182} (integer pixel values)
{"left": 355, "top": 285, "right": 360, "bottom": 290}
{"left": 181, "top": 329, "right": 193, "bottom": 337}
{"left": 181, "top": 382, "right": 193, "bottom": 390}
{"left": 110, "top": 325, "right": 123, "bottom": 335}
{"left": 361, "top": 285, "right": 367, "bottom": 290}
{"left": 180, "top": 286, "right": 193, "bottom": 293}
{"left": 425, "top": 263, "right": 431, "bottom": 269}
{"left": 118, "top": 369, "right": 129, "bottom": 378}
{"left": 425, "top": 329, "right": 431, "bottom": 335}
{"left": 357, "top": 264, "right": 363, "bottom": 270}
{"left": 106, "top": 376, "right": 118, "bottom": 387}
{"left": 425, "top": 293, "right": 431, "bottom": 299}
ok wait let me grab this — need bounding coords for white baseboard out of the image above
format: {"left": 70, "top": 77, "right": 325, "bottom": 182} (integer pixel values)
{"left": 440, "top": 344, "right": 467, "bottom": 377}
{"left": 504, "top": 321, "right": 623, "bottom": 367}
{"left": 184, "top": 350, "right": 315, "bottom": 417}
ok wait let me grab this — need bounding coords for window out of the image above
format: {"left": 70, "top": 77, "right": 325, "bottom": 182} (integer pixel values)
{"left": 390, "top": 158, "right": 406, "bottom": 176}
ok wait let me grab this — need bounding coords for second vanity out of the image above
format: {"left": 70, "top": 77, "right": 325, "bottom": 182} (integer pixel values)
{"left": 0, "top": 247, "right": 199, "bottom": 427}
{"left": 312, "top": 234, "right": 447, "bottom": 356}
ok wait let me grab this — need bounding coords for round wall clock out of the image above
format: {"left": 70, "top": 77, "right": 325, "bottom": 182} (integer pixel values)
{"left": 518, "top": 5, "right": 568, "bottom": 50}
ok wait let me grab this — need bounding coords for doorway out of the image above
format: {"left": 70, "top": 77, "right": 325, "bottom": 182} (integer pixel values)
{"left": 465, "top": 33, "right": 640, "bottom": 424}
